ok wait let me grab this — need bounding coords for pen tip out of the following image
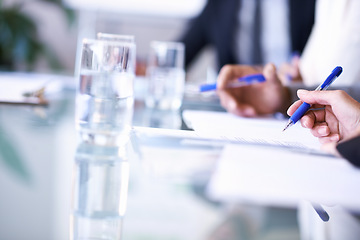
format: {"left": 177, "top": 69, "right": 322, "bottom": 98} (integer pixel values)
{"left": 282, "top": 121, "right": 293, "bottom": 132}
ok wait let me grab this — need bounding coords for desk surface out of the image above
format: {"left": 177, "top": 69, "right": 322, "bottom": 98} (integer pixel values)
{"left": 0, "top": 76, "right": 300, "bottom": 240}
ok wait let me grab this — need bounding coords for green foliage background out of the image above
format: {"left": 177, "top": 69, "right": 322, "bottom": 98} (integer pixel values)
{"left": 0, "top": 0, "right": 75, "bottom": 71}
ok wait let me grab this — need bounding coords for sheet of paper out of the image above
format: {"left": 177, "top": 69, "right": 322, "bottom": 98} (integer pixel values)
{"left": 182, "top": 110, "right": 322, "bottom": 152}
{"left": 207, "top": 144, "right": 360, "bottom": 212}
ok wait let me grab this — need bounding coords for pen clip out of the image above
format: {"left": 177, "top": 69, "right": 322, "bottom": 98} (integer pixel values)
{"left": 319, "top": 66, "right": 343, "bottom": 90}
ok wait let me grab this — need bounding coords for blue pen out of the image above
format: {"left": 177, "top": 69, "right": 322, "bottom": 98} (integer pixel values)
{"left": 199, "top": 74, "right": 266, "bottom": 92}
{"left": 283, "top": 66, "right": 343, "bottom": 131}
{"left": 312, "top": 203, "right": 330, "bottom": 222}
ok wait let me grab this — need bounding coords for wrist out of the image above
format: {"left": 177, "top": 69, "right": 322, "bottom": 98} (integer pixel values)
{"left": 278, "top": 86, "right": 292, "bottom": 114}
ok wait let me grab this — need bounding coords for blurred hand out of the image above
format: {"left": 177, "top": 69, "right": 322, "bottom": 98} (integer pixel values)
{"left": 278, "top": 53, "right": 301, "bottom": 84}
{"left": 217, "top": 63, "right": 290, "bottom": 117}
{"left": 287, "top": 90, "right": 360, "bottom": 144}
{"left": 136, "top": 59, "right": 147, "bottom": 76}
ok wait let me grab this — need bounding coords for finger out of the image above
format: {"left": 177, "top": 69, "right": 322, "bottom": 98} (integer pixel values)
{"left": 217, "top": 90, "right": 258, "bottom": 117}
{"left": 218, "top": 90, "right": 237, "bottom": 111}
{"left": 232, "top": 105, "right": 257, "bottom": 117}
{"left": 287, "top": 100, "right": 303, "bottom": 116}
{"left": 318, "top": 134, "right": 340, "bottom": 144}
{"left": 217, "top": 65, "right": 259, "bottom": 88}
{"left": 300, "top": 113, "right": 316, "bottom": 129}
{"left": 278, "top": 63, "right": 292, "bottom": 84}
{"left": 296, "top": 89, "right": 349, "bottom": 107}
{"left": 321, "top": 108, "right": 341, "bottom": 139}
{"left": 263, "top": 63, "right": 278, "bottom": 84}
{"left": 309, "top": 122, "right": 330, "bottom": 137}
{"left": 291, "top": 53, "right": 300, "bottom": 67}
{"left": 300, "top": 107, "right": 328, "bottom": 128}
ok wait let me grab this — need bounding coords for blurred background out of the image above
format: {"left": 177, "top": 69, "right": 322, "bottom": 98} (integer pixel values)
{"left": 1, "top": 2, "right": 334, "bottom": 240}
{"left": 0, "top": 0, "right": 212, "bottom": 82}
{"left": 0, "top": 2, "right": 220, "bottom": 239}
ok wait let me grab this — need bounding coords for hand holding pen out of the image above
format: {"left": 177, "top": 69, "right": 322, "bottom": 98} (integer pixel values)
{"left": 287, "top": 87, "right": 360, "bottom": 145}
{"left": 216, "top": 63, "right": 290, "bottom": 117}
{"left": 283, "top": 66, "right": 343, "bottom": 131}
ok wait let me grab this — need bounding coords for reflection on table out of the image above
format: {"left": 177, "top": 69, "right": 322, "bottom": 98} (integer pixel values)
{"left": 71, "top": 141, "right": 129, "bottom": 240}
{"left": 0, "top": 74, "right": 301, "bottom": 240}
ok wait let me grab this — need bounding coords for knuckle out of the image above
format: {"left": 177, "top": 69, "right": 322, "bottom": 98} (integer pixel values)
{"left": 334, "top": 90, "right": 346, "bottom": 97}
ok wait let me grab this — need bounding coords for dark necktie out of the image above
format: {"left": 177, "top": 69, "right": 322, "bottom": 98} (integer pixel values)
{"left": 252, "top": 0, "right": 262, "bottom": 65}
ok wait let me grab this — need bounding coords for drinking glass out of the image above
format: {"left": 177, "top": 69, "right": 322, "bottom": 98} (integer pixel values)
{"left": 76, "top": 38, "right": 136, "bottom": 145}
{"left": 145, "top": 41, "right": 185, "bottom": 110}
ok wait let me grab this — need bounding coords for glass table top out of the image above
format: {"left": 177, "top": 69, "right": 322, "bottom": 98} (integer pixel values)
{"left": 0, "top": 84, "right": 300, "bottom": 240}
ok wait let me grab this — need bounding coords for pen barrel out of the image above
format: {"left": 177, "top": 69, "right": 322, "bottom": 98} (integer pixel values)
{"left": 290, "top": 102, "right": 311, "bottom": 124}
{"left": 199, "top": 83, "right": 217, "bottom": 92}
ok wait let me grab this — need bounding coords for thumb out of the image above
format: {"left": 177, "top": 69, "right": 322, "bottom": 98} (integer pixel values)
{"left": 263, "top": 63, "right": 277, "bottom": 83}
{"left": 297, "top": 89, "right": 337, "bottom": 106}
{"left": 291, "top": 53, "right": 300, "bottom": 67}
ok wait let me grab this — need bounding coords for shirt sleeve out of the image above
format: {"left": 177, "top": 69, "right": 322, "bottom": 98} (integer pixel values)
{"left": 336, "top": 136, "right": 360, "bottom": 168}
{"left": 299, "top": 0, "right": 360, "bottom": 86}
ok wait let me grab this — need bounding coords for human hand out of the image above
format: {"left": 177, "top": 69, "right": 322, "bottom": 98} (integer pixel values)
{"left": 278, "top": 53, "right": 301, "bottom": 84}
{"left": 216, "top": 63, "right": 290, "bottom": 117}
{"left": 287, "top": 90, "right": 360, "bottom": 144}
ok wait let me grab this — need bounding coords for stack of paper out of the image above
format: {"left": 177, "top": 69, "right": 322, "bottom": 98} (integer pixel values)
{"left": 206, "top": 144, "right": 360, "bottom": 213}
{"left": 181, "top": 110, "right": 360, "bottom": 212}
{"left": 182, "top": 110, "right": 322, "bottom": 152}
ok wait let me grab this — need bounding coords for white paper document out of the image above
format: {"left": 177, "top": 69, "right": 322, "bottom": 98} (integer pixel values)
{"left": 207, "top": 144, "right": 360, "bottom": 212}
{"left": 182, "top": 110, "right": 322, "bottom": 152}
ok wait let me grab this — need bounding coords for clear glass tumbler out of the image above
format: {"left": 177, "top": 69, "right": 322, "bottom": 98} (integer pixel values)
{"left": 145, "top": 41, "right": 185, "bottom": 110}
{"left": 76, "top": 38, "right": 136, "bottom": 145}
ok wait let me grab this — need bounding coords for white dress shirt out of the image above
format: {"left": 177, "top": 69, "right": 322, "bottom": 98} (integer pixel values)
{"left": 300, "top": 0, "right": 360, "bottom": 86}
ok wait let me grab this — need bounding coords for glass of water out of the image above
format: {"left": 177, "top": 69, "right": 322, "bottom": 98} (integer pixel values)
{"left": 145, "top": 41, "right": 185, "bottom": 110}
{"left": 76, "top": 38, "right": 136, "bottom": 145}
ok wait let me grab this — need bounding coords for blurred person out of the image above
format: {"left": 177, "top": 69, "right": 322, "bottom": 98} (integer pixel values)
{"left": 278, "top": 0, "right": 360, "bottom": 85}
{"left": 216, "top": 63, "right": 360, "bottom": 117}
{"left": 216, "top": 0, "right": 360, "bottom": 117}
{"left": 179, "top": 0, "right": 316, "bottom": 71}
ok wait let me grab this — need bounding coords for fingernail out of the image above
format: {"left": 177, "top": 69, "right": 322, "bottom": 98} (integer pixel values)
{"left": 318, "top": 126, "right": 328, "bottom": 136}
{"left": 297, "top": 89, "right": 308, "bottom": 95}
{"left": 330, "top": 134, "right": 340, "bottom": 142}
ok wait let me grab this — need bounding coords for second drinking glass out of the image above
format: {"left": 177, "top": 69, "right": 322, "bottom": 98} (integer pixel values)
{"left": 145, "top": 41, "right": 185, "bottom": 110}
